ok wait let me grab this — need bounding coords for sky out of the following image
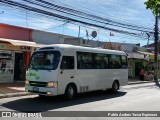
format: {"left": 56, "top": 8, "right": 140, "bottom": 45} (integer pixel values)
{"left": 0, "top": 0, "right": 156, "bottom": 46}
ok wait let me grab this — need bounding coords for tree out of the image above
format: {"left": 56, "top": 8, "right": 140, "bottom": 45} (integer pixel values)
{"left": 144, "top": 0, "right": 160, "bottom": 81}
{"left": 145, "top": 0, "right": 160, "bottom": 16}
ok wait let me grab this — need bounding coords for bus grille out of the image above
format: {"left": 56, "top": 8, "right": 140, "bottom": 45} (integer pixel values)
{"left": 29, "top": 81, "right": 47, "bottom": 87}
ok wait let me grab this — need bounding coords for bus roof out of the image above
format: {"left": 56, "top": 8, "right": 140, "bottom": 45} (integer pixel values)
{"left": 37, "top": 44, "right": 127, "bottom": 56}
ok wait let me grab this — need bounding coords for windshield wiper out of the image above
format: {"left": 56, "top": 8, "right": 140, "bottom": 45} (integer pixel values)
{"left": 37, "top": 67, "right": 51, "bottom": 72}
{"left": 43, "top": 68, "right": 51, "bottom": 72}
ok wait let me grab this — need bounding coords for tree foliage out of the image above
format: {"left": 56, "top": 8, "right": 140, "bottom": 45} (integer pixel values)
{"left": 144, "top": 0, "right": 160, "bottom": 16}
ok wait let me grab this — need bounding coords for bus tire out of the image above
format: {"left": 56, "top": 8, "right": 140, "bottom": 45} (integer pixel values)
{"left": 64, "top": 84, "right": 76, "bottom": 100}
{"left": 38, "top": 94, "right": 46, "bottom": 98}
{"left": 111, "top": 80, "right": 119, "bottom": 93}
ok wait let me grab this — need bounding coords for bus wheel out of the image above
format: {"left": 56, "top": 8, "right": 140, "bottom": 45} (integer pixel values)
{"left": 65, "top": 84, "right": 75, "bottom": 100}
{"left": 38, "top": 94, "right": 46, "bottom": 98}
{"left": 111, "top": 81, "right": 119, "bottom": 93}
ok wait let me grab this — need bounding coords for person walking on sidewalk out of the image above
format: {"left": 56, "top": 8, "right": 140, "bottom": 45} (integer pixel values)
{"left": 139, "top": 67, "right": 145, "bottom": 80}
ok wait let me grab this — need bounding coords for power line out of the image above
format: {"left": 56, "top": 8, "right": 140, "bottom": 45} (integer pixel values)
{"left": 19, "top": 0, "right": 148, "bottom": 33}
{"left": 0, "top": 0, "right": 154, "bottom": 41}
{"left": 24, "top": 0, "right": 153, "bottom": 32}
{"left": 52, "top": 0, "right": 154, "bottom": 29}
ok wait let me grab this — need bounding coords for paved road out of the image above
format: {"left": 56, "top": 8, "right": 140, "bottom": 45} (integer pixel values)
{"left": 0, "top": 82, "right": 160, "bottom": 120}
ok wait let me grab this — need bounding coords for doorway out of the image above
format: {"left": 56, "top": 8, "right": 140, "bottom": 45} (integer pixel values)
{"left": 14, "top": 53, "right": 24, "bottom": 81}
{"left": 135, "top": 61, "right": 143, "bottom": 77}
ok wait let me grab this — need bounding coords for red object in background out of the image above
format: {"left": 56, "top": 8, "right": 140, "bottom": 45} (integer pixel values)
{"left": 0, "top": 23, "right": 32, "bottom": 41}
{"left": 110, "top": 32, "right": 114, "bottom": 36}
{"left": 0, "top": 23, "right": 33, "bottom": 81}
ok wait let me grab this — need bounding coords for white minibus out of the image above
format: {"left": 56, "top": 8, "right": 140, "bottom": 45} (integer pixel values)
{"left": 25, "top": 44, "right": 128, "bottom": 99}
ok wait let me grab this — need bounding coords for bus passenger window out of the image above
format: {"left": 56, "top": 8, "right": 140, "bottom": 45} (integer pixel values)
{"left": 60, "top": 56, "right": 74, "bottom": 69}
{"left": 94, "top": 54, "right": 108, "bottom": 69}
{"left": 121, "top": 56, "right": 128, "bottom": 69}
{"left": 109, "top": 55, "right": 121, "bottom": 69}
{"left": 77, "top": 52, "right": 93, "bottom": 69}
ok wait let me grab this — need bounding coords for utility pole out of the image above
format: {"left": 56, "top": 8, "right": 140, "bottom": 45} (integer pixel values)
{"left": 154, "top": 15, "right": 159, "bottom": 81}
{"left": 78, "top": 25, "right": 80, "bottom": 38}
{"left": 146, "top": 32, "right": 150, "bottom": 47}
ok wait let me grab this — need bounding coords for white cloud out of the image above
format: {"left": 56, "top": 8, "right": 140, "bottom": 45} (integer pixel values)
{"left": 57, "top": 0, "right": 154, "bottom": 28}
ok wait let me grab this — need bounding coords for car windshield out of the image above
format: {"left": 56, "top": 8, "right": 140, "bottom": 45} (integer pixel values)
{"left": 28, "top": 51, "right": 60, "bottom": 70}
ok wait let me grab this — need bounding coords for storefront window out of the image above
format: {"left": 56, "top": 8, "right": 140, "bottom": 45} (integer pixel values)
{"left": 0, "top": 50, "right": 14, "bottom": 82}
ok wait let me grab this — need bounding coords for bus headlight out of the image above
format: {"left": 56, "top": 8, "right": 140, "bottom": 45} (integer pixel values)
{"left": 25, "top": 80, "right": 29, "bottom": 85}
{"left": 47, "top": 81, "right": 57, "bottom": 87}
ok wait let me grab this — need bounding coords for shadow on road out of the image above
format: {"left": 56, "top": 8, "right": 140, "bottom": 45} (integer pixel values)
{"left": 2, "top": 90, "right": 126, "bottom": 112}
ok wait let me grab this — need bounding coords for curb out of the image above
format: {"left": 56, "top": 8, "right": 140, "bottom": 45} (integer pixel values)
{"left": 0, "top": 80, "right": 156, "bottom": 99}
{"left": 128, "top": 81, "right": 154, "bottom": 85}
{"left": 0, "top": 92, "right": 33, "bottom": 99}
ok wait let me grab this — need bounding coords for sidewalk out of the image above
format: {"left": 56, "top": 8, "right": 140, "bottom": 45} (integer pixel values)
{"left": 0, "top": 79, "right": 154, "bottom": 99}
{"left": 128, "top": 78, "right": 153, "bottom": 85}
{"left": 0, "top": 82, "right": 32, "bottom": 99}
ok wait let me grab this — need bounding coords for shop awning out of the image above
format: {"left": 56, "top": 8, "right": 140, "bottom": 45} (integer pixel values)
{"left": 137, "top": 51, "right": 160, "bottom": 61}
{"left": 0, "top": 38, "right": 44, "bottom": 47}
{"left": 127, "top": 52, "right": 144, "bottom": 59}
{"left": 137, "top": 51, "right": 154, "bottom": 56}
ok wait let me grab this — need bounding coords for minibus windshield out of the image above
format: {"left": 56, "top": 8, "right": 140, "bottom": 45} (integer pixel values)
{"left": 28, "top": 51, "right": 60, "bottom": 70}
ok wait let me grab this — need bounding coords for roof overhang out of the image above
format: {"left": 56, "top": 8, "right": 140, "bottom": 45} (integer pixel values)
{"left": 0, "top": 38, "right": 44, "bottom": 47}
{"left": 127, "top": 52, "right": 144, "bottom": 59}
{"left": 137, "top": 51, "right": 154, "bottom": 56}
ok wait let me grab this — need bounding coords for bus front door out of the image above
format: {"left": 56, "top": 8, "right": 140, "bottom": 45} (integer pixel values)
{"left": 57, "top": 55, "right": 75, "bottom": 95}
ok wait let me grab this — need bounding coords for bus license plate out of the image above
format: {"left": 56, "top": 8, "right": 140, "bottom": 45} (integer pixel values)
{"left": 33, "top": 87, "right": 39, "bottom": 92}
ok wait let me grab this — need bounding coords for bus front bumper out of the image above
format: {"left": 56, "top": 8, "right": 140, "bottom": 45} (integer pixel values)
{"left": 25, "top": 85, "right": 57, "bottom": 96}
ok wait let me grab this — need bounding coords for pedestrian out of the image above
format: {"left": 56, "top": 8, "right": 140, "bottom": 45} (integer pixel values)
{"left": 139, "top": 67, "right": 145, "bottom": 80}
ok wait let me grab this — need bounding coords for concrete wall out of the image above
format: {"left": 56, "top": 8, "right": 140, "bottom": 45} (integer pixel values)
{"left": 32, "top": 30, "right": 79, "bottom": 45}
{"left": 32, "top": 30, "right": 60, "bottom": 44}
{"left": 121, "top": 44, "right": 140, "bottom": 52}
{"left": 64, "top": 38, "right": 80, "bottom": 45}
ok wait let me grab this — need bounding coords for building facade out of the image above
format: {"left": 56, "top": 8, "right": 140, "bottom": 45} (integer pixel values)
{"left": 0, "top": 23, "right": 78, "bottom": 83}
{"left": 1, "top": 23, "right": 157, "bottom": 83}
{"left": 0, "top": 24, "right": 34, "bottom": 83}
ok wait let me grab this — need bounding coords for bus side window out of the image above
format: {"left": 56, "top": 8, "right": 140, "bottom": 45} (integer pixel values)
{"left": 121, "top": 56, "right": 128, "bottom": 69}
{"left": 77, "top": 52, "right": 93, "bottom": 69}
{"left": 104, "top": 56, "right": 109, "bottom": 69}
{"left": 94, "top": 53, "right": 107, "bottom": 69}
{"left": 109, "top": 55, "right": 121, "bottom": 69}
{"left": 60, "top": 56, "right": 74, "bottom": 69}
